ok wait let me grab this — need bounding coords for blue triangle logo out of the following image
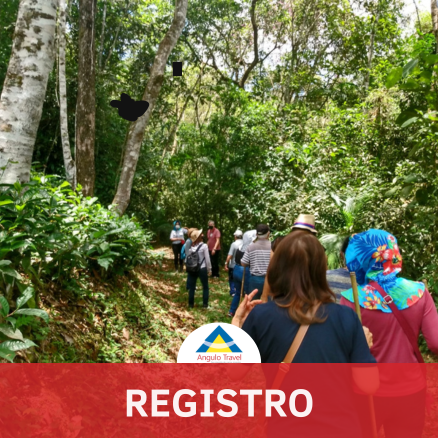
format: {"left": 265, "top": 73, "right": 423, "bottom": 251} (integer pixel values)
{"left": 196, "top": 325, "right": 242, "bottom": 353}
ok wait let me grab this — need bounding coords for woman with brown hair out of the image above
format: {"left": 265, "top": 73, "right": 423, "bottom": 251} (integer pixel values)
{"left": 231, "top": 230, "right": 375, "bottom": 438}
{"left": 232, "top": 230, "right": 374, "bottom": 363}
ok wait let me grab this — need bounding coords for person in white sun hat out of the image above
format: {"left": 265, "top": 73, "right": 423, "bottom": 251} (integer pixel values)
{"left": 291, "top": 213, "right": 318, "bottom": 234}
{"left": 261, "top": 214, "right": 318, "bottom": 302}
{"left": 225, "top": 229, "right": 243, "bottom": 298}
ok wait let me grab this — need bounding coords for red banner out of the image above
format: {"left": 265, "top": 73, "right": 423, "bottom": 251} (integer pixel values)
{"left": 0, "top": 364, "right": 437, "bottom": 437}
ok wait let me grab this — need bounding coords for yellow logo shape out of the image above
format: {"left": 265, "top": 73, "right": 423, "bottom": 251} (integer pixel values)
{"left": 206, "top": 334, "right": 233, "bottom": 353}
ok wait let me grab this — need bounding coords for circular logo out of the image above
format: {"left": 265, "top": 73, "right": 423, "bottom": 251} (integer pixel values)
{"left": 177, "top": 323, "right": 261, "bottom": 363}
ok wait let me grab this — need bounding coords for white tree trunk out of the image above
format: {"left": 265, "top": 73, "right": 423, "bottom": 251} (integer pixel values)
{"left": 58, "top": 0, "right": 76, "bottom": 186}
{"left": 112, "top": 0, "right": 189, "bottom": 215}
{"left": 75, "top": 0, "right": 97, "bottom": 197}
{"left": 0, "top": 0, "right": 59, "bottom": 184}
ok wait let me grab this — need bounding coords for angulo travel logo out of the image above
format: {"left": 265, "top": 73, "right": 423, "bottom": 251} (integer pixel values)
{"left": 177, "top": 323, "right": 261, "bottom": 363}
{"left": 196, "top": 325, "right": 242, "bottom": 359}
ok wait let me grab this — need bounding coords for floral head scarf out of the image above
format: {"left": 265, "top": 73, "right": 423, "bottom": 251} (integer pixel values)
{"left": 341, "top": 229, "right": 426, "bottom": 312}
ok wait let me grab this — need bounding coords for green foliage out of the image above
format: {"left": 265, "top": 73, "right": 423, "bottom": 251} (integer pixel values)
{"left": 0, "top": 286, "right": 48, "bottom": 362}
{"left": 0, "top": 173, "right": 157, "bottom": 361}
{"left": 0, "top": 174, "right": 154, "bottom": 291}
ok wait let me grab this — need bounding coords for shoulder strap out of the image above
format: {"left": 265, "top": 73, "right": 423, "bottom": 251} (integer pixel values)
{"left": 190, "top": 243, "right": 202, "bottom": 254}
{"left": 283, "top": 324, "right": 310, "bottom": 363}
{"left": 370, "top": 281, "right": 424, "bottom": 363}
{"left": 271, "top": 303, "right": 320, "bottom": 390}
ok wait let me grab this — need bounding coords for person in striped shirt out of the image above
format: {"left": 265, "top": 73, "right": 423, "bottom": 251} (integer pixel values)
{"left": 241, "top": 224, "right": 272, "bottom": 301}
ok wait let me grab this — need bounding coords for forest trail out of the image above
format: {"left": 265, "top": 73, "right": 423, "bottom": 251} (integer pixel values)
{"left": 19, "top": 245, "right": 438, "bottom": 364}
{"left": 34, "top": 247, "right": 233, "bottom": 363}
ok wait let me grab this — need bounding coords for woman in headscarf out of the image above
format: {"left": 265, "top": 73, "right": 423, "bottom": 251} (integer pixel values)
{"left": 227, "top": 230, "right": 256, "bottom": 317}
{"left": 340, "top": 229, "right": 438, "bottom": 438}
{"left": 169, "top": 220, "right": 187, "bottom": 273}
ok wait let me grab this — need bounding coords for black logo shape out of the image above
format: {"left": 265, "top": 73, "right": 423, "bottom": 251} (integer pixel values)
{"left": 110, "top": 93, "right": 149, "bottom": 122}
{"left": 173, "top": 62, "right": 182, "bottom": 76}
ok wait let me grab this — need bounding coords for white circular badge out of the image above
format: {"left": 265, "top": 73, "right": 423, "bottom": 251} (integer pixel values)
{"left": 177, "top": 323, "right": 261, "bottom": 363}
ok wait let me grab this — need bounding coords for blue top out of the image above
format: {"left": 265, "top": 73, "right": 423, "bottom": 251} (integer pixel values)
{"left": 326, "top": 268, "right": 351, "bottom": 302}
{"left": 242, "top": 301, "right": 376, "bottom": 363}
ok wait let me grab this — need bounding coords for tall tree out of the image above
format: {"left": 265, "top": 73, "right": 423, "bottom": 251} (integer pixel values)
{"left": 112, "top": 0, "right": 189, "bottom": 215}
{"left": 432, "top": 0, "right": 438, "bottom": 52}
{"left": 364, "top": 1, "right": 381, "bottom": 90}
{"left": 75, "top": 0, "right": 97, "bottom": 196}
{"left": 58, "top": 0, "right": 76, "bottom": 186}
{"left": 0, "top": 0, "right": 59, "bottom": 184}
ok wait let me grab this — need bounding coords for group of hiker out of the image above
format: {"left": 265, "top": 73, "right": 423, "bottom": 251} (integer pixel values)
{"left": 170, "top": 214, "right": 438, "bottom": 437}
{"left": 169, "top": 219, "right": 221, "bottom": 308}
{"left": 231, "top": 221, "right": 438, "bottom": 438}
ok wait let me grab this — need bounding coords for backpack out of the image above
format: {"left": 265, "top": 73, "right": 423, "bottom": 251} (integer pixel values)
{"left": 181, "top": 238, "right": 192, "bottom": 261}
{"left": 235, "top": 248, "right": 245, "bottom": 266}
{"left": 186, "top": 244, "right": 205, "bottom": 273}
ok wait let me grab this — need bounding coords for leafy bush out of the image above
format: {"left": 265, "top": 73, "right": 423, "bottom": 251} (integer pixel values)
{"left": 0, "top": 174, "right": 157, "bottom": 361}
{"left": 0, "top": 174, "right": 155, "bottom": 290}
{"left": 0, "top": 284, "right": 48, "bottom": 362}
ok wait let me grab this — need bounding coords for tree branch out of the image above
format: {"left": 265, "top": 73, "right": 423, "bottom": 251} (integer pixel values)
{"left": 238, "top": 0, "right": 259, "bottom": 88}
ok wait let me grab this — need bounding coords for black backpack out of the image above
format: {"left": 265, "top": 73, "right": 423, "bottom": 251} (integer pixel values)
{"left": 186, "top": 244, "right": 205, "bottom": 273}
{"left": 235, "top": 248, "right": 245, "bottom": 266}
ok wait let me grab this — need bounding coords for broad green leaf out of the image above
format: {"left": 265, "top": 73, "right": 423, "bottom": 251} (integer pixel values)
{"left": 424, "top": 54, "right": 438, "bottom": 65}
{"left": 16, "top": 287, "right": 34, "bottom": 310}
{"left": 402, "top": 59, "right": 418, "bottom": 77}
{"left": 97, "top": 257, "right": 112, "bottom": 270}
{"left": 14, "top": 308, "right": 49, "bottom": 323}
{"left": 401, "top": 117, "right": 419, "bottom": 128}
{"left": 384, "top": 188, "right": 397, "bottom": 197}
{"left": 58, "top": 181, "right": 70, "bottom": 189}
{"left": 396, "top": 108, "right": 421, "bottom": 126}
{"left": 0, "top": 200, "right": 13, "bottom": 206}
{"left": 0, "top": 324, "right": 23, "bottom": 340}
{"left": 92, "top": 230, "right": 107, "bottom": 238}
{"left": 0, "top": 266, "right": 22, "bottom": 280}
{"left": 404, "top": 174, "right": 420, "bottom": 183}
{"left": 385, "top": 67, "right": 403, "bottom": 88}
{"left": 1, "top": 339, "right": 37, "bottom": 351}
{"left": 0, "top": 345, "right": 15, "bottom": 362}
{"left": 100, "top": 242, "right": 110, "bottom": 253}
{"left": 400, "top": 185, "right": 415, "bottom": 198}
{"left": 0, "top": 260, "right": 12, "bottom": 267}
{"left": 0, "top": 296, "right": 9, "bottom": 317}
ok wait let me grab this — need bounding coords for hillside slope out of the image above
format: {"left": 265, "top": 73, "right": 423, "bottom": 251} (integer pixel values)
{"left": 32, "top": 248, "right": 234, "bottom": 363}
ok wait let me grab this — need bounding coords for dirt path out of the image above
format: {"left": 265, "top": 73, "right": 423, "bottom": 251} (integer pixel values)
{"left": 37, "top": 247, "right": 234, "bottom": 363}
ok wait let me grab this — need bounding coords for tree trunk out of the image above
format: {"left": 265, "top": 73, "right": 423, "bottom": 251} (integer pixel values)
{"left": 0, "top": 0, "right": 59, "bottom": 184}
{"left": 112, "top": 0, "right": 189, "bottom": 215}
{"left": 75, "top": 0, "right": 96, "bottom": 196}
{"left": 432, "top": 0, "right": 438, "bottom": 53}
{"left": 98, "top": 0, "right": 107, "bottom": 70}
{"left": 58, "top": 0, "right": 76, "bottom": 186}
{"left": 364, "top": 2, "right": 380, "bottom": 90}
